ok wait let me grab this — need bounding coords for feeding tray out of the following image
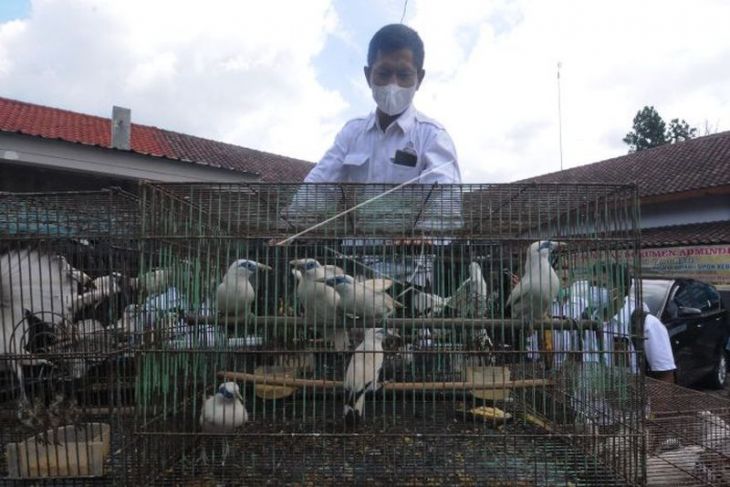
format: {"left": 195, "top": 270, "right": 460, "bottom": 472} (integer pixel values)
{"left": 454, "top": 403, "right": 512, "bottom": 423}
{"left": 254, "top": 366, "right": 298, "bottom": 400}
{"left": 5, "top": 422, "right": 110, "bottom": 479}
{"left": 465, "top": 366, "right": 511, "bottom": 401}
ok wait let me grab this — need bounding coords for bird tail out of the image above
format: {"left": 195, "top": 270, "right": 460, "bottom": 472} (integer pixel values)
{"left": 343, "top": 390, "right": 366, "bottom": 425}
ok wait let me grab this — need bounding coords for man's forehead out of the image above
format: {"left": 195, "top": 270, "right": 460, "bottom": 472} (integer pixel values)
{"left": 372, "top": 48, "right": 417, "bottom": 68}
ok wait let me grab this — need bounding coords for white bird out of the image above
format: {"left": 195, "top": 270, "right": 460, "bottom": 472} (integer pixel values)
{"left": 464, "top": 328, "right": 496, "bottom": 368}
{"left": 290, "top": 258, "right": 343, "bottom": 324}
{"left": 1, "top": 249, "right": 114, "bottom": 401}
{"left": 130, "top": 268, "right": 171, "bottom": 298}
{"left": 397, "top": 287, "right": 447, "bottom": 317}
{"left": 506, "top": 241, "right": 565, "bottom": 321}
{"left": 343, "top": 328, "right": 392, "bottom": 421}
{"left": 200, "top": 382, "right": 248, "bottom": 432}
{"left": 216, "top": 259, "right": 271, "bottom": 317}
{"left": 199, "top": 382, "right": 248, "bottom": 465}
{"left": 89, "top": 272, "right": 123, "bottom": 305}
{"left": 321, "top": 274, "right": 402, "bottom": 323}
{"left": 445, "top": 262, "right": 490, "bottom": 318}
{"left": 290, "top": 258, "right": 344, "bottom": 281}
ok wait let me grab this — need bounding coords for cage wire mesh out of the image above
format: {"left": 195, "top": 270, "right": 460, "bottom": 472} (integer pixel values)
{"left": 0, "top": 182, "right": 675, "bottom": 484}
{"left": 0, "top": 189, "right": 140, "bottom": 483}
{"left": 124, "top": 182, "right": 647, "bottom": 485}
{"left": 642, "top": 378, "right": 730, "bottom": 486}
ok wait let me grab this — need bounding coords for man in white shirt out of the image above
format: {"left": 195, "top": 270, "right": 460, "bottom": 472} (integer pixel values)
{"left": 292, "top": 24, "right": 461, "bottom": 287}
{"left": 304, "top": 24, "right": 461, "bottom": 185}
{"left": 641, "top": 311, "right": 676, "bottom": 382}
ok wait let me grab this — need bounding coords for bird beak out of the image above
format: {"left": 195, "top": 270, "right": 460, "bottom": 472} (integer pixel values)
{"left": 236, "top": 392, "right": 244, "bottom": 402}
{"left": 257, "top": 263, "right": 272, "bottom": 271}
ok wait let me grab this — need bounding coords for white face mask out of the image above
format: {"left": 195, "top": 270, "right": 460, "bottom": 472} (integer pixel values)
{"left": 371, "top": 83, "right": 416, "bottom": 116}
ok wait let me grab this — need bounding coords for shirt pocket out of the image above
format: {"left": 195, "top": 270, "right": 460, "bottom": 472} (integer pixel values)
{"left": 387, "top": 157, "right": 420, "bottom": 182}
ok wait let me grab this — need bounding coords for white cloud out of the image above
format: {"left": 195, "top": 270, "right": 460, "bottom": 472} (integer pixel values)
{"left": 0, "top": 0, "right": 346, "bottom": 162}
{"left": 2, "top": 0, "right": 729, "bottom": 182}
{"left": 408, "top": 0, "right": 730, "bottom": 182}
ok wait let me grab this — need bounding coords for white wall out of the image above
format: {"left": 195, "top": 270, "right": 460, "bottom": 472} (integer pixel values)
{"left": 0, "top": 132, "right": 258, "bottom": 184}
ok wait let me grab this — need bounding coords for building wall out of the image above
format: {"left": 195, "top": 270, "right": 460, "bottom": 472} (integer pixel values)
{"left": 641, "top": 194, "right": 730, "bottom": 228}
{"left": 0, "top": 132, "right": 258, "bottom": 187}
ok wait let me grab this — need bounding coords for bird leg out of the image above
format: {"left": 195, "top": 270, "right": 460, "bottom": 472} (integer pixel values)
{"left": 198, "top": 445, "right": 209, "bottom": 466}
{"left": 221, "top": 439, "right": 230, "bottom": 466}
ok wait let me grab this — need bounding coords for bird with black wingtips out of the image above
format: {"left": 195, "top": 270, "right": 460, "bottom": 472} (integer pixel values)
{"left": 343, "top": 328, "right": 394, "bottom": 422}
{"left": 290, "top": 258, "right": 343, "bottom": 325}
{"left": 216, "top": 259, "right": 271, "bottom": 318}
{"left": 320, "top": 274, "right": 402, "bottom": 323}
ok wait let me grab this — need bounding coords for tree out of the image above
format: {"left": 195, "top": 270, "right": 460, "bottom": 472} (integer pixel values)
{"left": 623, "top": 106, "right": 697, "bottom": 153}
{"left": 623, "top": 106, "right": 667, "bottom": 152}
{"left": 666, "top": 118, "right": 697, "bottom": 143}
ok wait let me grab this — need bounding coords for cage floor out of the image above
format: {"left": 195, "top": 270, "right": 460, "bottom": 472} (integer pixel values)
{"left": 126, "top": 398, "right": 638, "bottom": 486}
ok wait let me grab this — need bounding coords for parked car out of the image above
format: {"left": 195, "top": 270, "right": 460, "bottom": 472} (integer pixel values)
{"left": 640, "top": 277, "right": 730, "bottom": 388}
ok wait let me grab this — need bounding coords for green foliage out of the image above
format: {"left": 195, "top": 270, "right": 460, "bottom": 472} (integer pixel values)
{"left": 623, "top": 105, "right": 697, "bottom": 153}
{"left": 666, "top": 118, "right": 698, "bottom": 143}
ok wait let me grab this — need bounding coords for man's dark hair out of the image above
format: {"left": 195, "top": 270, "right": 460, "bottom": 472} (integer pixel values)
{"left": 367, "top": 24, "right": 425, "bottom": 70}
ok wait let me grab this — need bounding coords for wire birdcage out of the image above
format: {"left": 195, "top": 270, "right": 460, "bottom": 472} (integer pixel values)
{"left": 642, "top": 378, "right": 730, "bottom": 485}
{"left": 0, "top": 182, "right": 660, "bottom": 484}
{"left": 0, "top": 188, "right": 140, "bottom": 483}
{"left": 123, "top": 181, "right": 646, "bottom": 485}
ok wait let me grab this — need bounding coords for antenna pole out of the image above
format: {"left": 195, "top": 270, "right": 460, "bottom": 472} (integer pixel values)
{"left": 557, "top": 62, "right": 564, "bottom": 171}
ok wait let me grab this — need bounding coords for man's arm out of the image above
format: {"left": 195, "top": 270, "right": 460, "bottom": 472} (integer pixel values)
{"left": 303, "top": 124, "right": 352, "bottom": 183}
{"left": 419, "top": 129, "right": 461, "bottom": 184}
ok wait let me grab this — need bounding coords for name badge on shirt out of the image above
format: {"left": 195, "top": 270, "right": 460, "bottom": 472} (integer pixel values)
{"left": 392, "top": 148, "right": 418, "bottom": 167}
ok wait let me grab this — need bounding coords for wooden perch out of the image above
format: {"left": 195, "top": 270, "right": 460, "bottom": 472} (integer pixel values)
{"left": 192, "top": 314, "right": 603, "bottom": 331}
{"left": 217, "top": 371, "right": 551, "bottom": 391}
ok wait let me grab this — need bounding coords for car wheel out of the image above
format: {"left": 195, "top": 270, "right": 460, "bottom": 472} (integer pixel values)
{"left": 706, "top": 351, "right": 728, "bottom": 389}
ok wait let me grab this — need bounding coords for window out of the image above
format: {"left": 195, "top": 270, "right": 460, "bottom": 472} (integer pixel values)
{"left": 672, "top": 281, "right": 720, "bottom": 314}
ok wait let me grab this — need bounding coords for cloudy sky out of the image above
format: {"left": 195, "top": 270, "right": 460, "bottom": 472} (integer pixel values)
{"left": 1, "top": 0, "right": 728, "bottom": 182}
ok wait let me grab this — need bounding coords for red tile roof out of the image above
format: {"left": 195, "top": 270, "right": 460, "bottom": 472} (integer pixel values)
{"left": 641, "top": 221, "right": 730, "bottom": 247}
{"left": 0, "top": 96, "right": 314, "bottom": 182}
{"left": 519, "top": 132, "right": 730, "bottom": 198}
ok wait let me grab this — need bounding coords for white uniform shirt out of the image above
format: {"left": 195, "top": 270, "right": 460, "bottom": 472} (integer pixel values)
{"left": 304, "top": 105, "right": 461, "bottom": 184}
{"left": 643, "top": 314, "right": 676, "bottom": 372}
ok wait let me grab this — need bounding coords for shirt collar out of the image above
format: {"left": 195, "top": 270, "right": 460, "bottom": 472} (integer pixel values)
{"left": 366, "top": 104, "right": 417, "bottom": 133}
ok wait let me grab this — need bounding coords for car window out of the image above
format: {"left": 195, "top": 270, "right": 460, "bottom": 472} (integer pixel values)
{"left": 640, "top": 280, "right": 671, "bottom": 316}
{"left": 672, "top": 281, "right": 720, "bottom": 313}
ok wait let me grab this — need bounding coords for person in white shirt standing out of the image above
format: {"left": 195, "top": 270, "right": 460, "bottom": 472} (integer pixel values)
{"left": 304, "top": 23, "right": 461, "bottom": 185}
{"left": 295, "top": 24, "right": 462, "bottom": 289}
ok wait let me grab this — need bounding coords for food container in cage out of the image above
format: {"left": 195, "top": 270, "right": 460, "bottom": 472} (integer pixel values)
{"left": 5, "top": 422, "right": 110, "bottom": 479}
